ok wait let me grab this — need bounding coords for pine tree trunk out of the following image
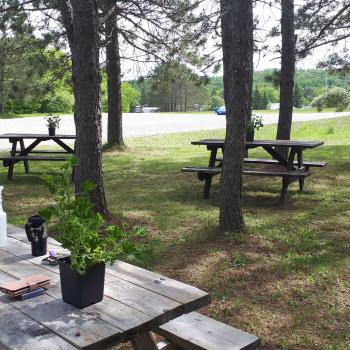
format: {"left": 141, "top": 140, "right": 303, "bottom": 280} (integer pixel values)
{"left": 62, "top": 0, "right": 109, "bottom": 215}
{"left": 219, "top": 0, "right": 253, "bottom": 232}
{"left": 106, "top": 0, "right": 124, "bottom": 147}
{"left": 276, "top": 0, "right": 295, "bottom": 149}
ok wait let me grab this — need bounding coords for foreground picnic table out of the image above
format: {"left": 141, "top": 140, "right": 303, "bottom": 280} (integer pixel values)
{"left": 0, "top": 224, "right": 211, "bottom": 350}
{"left": 0, "top": 133, "right": 76, "bottom": 180}
{"left": 183, "top": 139, "right": 326, "bottom": 202}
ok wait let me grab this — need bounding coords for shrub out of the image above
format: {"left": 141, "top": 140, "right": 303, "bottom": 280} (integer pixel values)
{"left": 311, "top": 87, "right": 349, "bottom": 112}
{"left": 324, "top": 87, "right": 349, "bottom": 112}
{"left": 40, "top": 156, "right": 146, "bottom": 275}
{"left": 39, "top": 91, "right": 73, "bottom": 113}
{"left": 311, "top": 95, "right": 325, "bottom": 112}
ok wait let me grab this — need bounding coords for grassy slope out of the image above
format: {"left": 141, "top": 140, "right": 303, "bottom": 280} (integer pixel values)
{"left": 1, "top": 116, "right": 349, "bottom": 349}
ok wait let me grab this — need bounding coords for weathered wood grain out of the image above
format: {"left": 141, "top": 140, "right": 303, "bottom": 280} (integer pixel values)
{"left": 157, "top": 312, "right": 260, "bottom": 350}
{"left": 2, "top": 238, "right": 183, "bottom": 322}
{"left": 0, "top": 247, "right": 170, "bottom": 335}
{"left": 0, "top": 303, "right": 78, "bottom": 350}
{"left": 0, "top": 271, "right": 77, "bottom": 350}
{"left": 108, "top": 260, "right": 211, "bottom": 311}
{"left": 2, "top": 226, "right": 212, "bottom": 349}
{"left": 0, "top": 258, "right": 122, "bottom": 350}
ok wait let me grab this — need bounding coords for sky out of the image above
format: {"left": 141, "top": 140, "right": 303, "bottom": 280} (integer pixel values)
{"left": 119, "top": 1, "right": 344, "bottom": 79}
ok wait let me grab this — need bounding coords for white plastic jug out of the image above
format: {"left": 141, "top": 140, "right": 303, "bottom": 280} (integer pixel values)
{"left": 0, "top": 186, "right": 7, "bottom": 247}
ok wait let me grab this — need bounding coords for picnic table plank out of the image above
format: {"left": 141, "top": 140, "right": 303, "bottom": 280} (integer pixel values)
{"left": 0, "top": 302, "right": 78, "bottom": 350}
{"left": 191, "top": 139, "right": 324, "bottom": 148}
{"left": 0, "top": 271, "right": 77, "bottom": 350}
{"left": 0, "top": 247, "right": 154, "bottom": 339}
{"left": 1, "top": 237, "right": 182, "bottom": 320}
{"left": 7, "top": 228, "right": 209, "bottom": 317}
{"left": 0, "top": 134, "right": 76, "bottom": 139}
{"left": 108, "top": 260, "right": 211, "bottom": 310}
{"left": 0, "top": 269, "right": 118, "bottom": 350}
{"left": 2, "top": 233, "right": 210, "bottom": 342}
{"left": 1, "top": 226, "right": 211, "bottom": 349}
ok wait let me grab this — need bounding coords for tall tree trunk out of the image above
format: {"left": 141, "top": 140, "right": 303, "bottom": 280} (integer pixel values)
{"left": 60, "top": 0, "right": 109, "bottom": 215}
{"left": 105, "top": 0, "right": 124, "bottom": 146}
{"left": 276, "top": 0, "right": 295, "bottom": 147}
{"left": 219, "top": 0, "right": 253, "bottom": 232}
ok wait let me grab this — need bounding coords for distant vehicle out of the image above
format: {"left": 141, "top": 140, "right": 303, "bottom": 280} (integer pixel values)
{"left": 133, "top": 106, "right": 160, "bottom": 113}
{"left": 270, "top": 103, "right": 280, "bottom": 110}
{"left": 216, "top": 106, "right": 226, "bottom": 115}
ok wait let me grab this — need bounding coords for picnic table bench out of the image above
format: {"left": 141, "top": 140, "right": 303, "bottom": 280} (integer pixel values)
{"left": 0, "top": 134, "right": 76, "bottom": 180}
{"left": 0, "top": 224, "right": 260, "bottom": 350}
{"left": 182, "top": 139, "right": 326, "bottom": 202}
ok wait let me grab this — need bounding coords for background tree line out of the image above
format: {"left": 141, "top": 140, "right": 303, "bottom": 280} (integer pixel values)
{"left": 2, "top": 51, "right": 350, "bottom": 115}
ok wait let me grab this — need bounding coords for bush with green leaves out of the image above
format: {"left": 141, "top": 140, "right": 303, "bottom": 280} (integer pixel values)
{"left": 324, "top": 87, "right": 349, "bottom": 112}
{"left": 312, "top": 87, "right": 349, "bottom": 112}
{"left": 311, "top": 95, "right": 325, "bottom": 112}
{"left": 45, "top": 114, "right": 61, "bottom": 129}
{"left": 247, "top": 114, "right": 264, "bottom": 133}
{"left": 40, "top": 156, "right": 145, "bottom": 275}
{"left": 39, "top": 91, "right": 74, "bottom": 113}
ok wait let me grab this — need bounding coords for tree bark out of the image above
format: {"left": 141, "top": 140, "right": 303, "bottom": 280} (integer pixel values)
{"left": 105, "top": 0, "right": 124, "bottom": 147}
{"left": 60, "top": 0, "right": 109, "bottom": 215}
{"left": 276, "top": 0, "right": 295, "bottom": 148}
{"left": 219, "top": 0, "right": 253, "bottom": 232}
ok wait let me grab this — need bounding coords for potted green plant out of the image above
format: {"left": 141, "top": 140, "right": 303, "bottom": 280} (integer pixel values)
{"left": 40, "top": 156, "right": 144, "bottom": 309}
{"left": 45, "top": 114, "right": 61, "bottom": 136}
{"left": 246, "top": 114, "right": 263, "bottom": 142}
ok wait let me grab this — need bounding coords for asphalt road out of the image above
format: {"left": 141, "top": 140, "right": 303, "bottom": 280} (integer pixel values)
{"left": 0, "top": 111, "right": 348, "bottom": 150}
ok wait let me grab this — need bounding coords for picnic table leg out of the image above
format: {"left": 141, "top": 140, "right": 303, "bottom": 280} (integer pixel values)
{"left": 203, "top": 175, "right": 213, "bottom": 199}
{"left": 297, "top": 151, "right": 304, "bottom": 191}
{"left": 131, "top": 332, "right": 158, "bottom": 350}
{"left": 202, "top": 148, "right": 218, "bottom": 199}
{"left": 7, "top": 140, "right": 18, "bottom": 181}
{"left": 279, "top": 148, "right": 296, "bottom": 203}
{"left": 19, "top": 139, "right": 30, "bottom": 174}
{"left": 280, "top": 177, "right": 289, "bottom": 203}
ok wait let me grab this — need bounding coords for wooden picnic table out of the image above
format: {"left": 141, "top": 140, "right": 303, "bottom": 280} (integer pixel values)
{"left": 0, "top": 224, "right": 211, "bottom": 350}
{"left": 184, "top": 139, "right": 325, "bottom": 201}
{"left": 0, "top": 133, "right": 76, "bottom": 180}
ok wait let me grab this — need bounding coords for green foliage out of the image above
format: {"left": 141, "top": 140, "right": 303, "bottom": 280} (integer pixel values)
{"left": 40, "top": 156, "right": 145, "bottom": 275}
{"left": 324, "top": 87, "right": 349, "bottom": 112}
{"left": 252, "top": 86, "right": 269, "bottom": 109}
{"left": 141, "top": 61, "right": 209, "bottom": 112}
{"left": 209, "top": 95, "right": 224, "bottom": 110}
{"left": 44, "top": 114, "right": 61, "bottom": 128}
{"left": 121, "top": 82, "right": 140, "bottom": 112}
{"left": 101, "top": 79, "right": 140, "bottom": 113}
{"left": 293, "top": 84, "right": 303, "bottom": 108}
{"left": 247, "top": 114, "right": 264, "bottom": 133}
{"left": 311, "top": 95, "right": 325, "bottom": 112}
{"left": 312, "top": 87, "right": 350, "bottom": 112}
{"left": 39, "top": 90, "right": 73, "bottom": 113}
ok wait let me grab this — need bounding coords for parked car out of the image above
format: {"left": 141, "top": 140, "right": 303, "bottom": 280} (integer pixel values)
{"left": 216, "top": 106, "right": 226, "bottom": 115}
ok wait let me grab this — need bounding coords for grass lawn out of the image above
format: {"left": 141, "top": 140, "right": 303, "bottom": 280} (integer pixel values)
{"left": 0, "top": 112, "right": 63, "bottom": 119}
{"left": 1, "top": 107, "right": 349, "bottom": 119}
{"left": 1, "top": 116, "right": 349, "bottom": 349}
{"left": 160, "top": 107, "right": 350, "bottom": 115}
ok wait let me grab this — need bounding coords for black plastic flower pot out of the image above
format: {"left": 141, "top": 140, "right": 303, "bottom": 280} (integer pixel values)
{"left": 246, "top": 130, "right": 255, "bottom": 142}
{"left": 58, "top": 257, "right": 105, "bottom": 309}
{"left": 48, "top": 127, "right": 56, "bottom": 136}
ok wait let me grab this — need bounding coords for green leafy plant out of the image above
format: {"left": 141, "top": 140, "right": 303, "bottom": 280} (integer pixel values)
{"left": 45, "top": 114, "right": 61, "bottom": 129}
{"left": 247, "top": 114, "right": 263, "bottom": 133}
{"left": 40, "top": 156, "right": 145, "bottom": 275}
